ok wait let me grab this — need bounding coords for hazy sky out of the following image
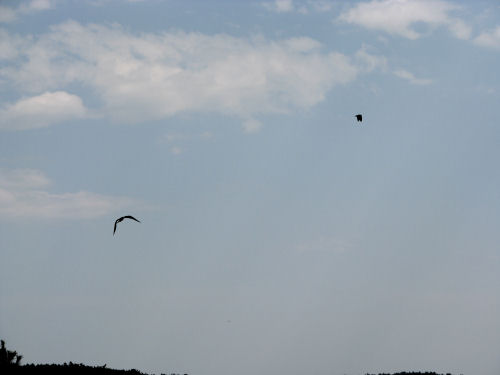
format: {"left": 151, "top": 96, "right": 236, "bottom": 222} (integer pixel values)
{"left": 1, "top": 1, "right": 499, "bottom": 374}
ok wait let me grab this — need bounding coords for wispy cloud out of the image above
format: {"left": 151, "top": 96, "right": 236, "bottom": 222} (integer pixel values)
{"left": 474, "top": 26, "right": 500, "bottom": 49}
{"left": 338, "top": 0, "right": 471, "bottom": 40}
{"left": 393, "top": 69, "right": 432, "bottom": 85}
{"left": 474, "top": 84, "right": 496, "bottom": 95}
{"left": 1, "top": 22, "right": 361, "bottom": 130}
{"left": 0, "top": 169, "right": 51, "bottom": 190}
{"left": 0, "top": 29, "right": 29, "bottom": 60}
{"left": 22, "top": 0, "right": 53, "bottom": 11}
{"left": 0, "top": 6, "right": 17, "bottom": 23}
{"left": 354, "top": 45, "right": 388, "bottom": 73}
{"left": 0, "top": 169, "right": 136, "bottom": 219}
{"left": 309, "top": 1, "right": 334, "bottom": 13}
{"left": 0, "top": 0, "right": 54, "bottom": 23}
{"left": 160, "top": 131, "right": 214, "bottom": 154}
{"left": 263, "top": 0, "right": 295, "bottom": 13}
{"left": 0, "top": 91, "right": 87, "bottom": 130}
{"left": 263, "top": 0, "right": 334, "bottom": 14}
{"left": 161, "top": 131, "right": 213, "bottom": 143}
{"left": 242, "top": 119, "right": 263, "bottom": 134}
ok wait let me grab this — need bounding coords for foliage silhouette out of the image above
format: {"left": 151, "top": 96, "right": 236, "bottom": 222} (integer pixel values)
{"left": 0, "top": 339, "right": 165, "bottom": 374}
{"left": 0, "top": 339, "right": 23, "bottom": 368}
{"left": 3, "top": 338, "right": 459, "bottom": 375}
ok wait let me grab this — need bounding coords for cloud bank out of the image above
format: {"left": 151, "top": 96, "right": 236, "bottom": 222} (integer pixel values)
{"left": 1, "top": 21, "right": 366, "bottom": 129}
{"left": 0, "top": 169, "right": 135, "bottom": 219}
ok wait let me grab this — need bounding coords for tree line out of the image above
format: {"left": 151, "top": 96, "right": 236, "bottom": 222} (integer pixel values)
{"left": 2, "top": 338, "right": 460, "bottom": 375}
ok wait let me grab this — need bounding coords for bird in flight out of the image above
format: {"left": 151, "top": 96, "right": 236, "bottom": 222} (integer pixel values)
{"left": 355, "top": 114, "right": 362, "bottom": 122}
{"left": 113, "top": 215, "right": 140, "bottom": 235}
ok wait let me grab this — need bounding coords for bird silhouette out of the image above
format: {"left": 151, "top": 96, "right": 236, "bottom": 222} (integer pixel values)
{"left": 113, "top": 215, "right": 140, "bottom": 235}
{"left": 355, "top": 114, "right": 362, "bottom": 122}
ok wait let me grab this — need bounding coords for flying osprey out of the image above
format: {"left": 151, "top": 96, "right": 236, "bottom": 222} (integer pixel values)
{"left": 355, "top": 114, "right": 362, "bottom": 122}
{"left": 113, "top": 215, "right": 140, "bottom": 235}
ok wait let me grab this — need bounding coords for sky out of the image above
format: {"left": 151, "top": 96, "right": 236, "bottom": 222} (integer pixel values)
{"left": 0, "top": 0, "right": 499, "bottom": 374}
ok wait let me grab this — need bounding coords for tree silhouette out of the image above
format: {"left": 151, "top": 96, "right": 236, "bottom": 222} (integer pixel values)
{"left": 0, "top": 339, "right": 23, "bottom": 368}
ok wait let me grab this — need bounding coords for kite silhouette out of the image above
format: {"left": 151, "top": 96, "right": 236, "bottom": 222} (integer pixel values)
{"left": 355, "top": 114, "right": 362, "bottom": 122}
{"left": 113, "top": 215, "right": 140, "bottom": 235}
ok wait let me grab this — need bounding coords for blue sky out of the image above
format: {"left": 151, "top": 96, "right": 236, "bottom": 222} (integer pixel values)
{"left": 1, "top": 1, "right": 499, "bottom": 374}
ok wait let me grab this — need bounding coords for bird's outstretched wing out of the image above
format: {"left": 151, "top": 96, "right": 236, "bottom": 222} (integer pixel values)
{"left": 123, "top": 215, "right": 141, "bottom": 223}
{"left": 113, "top": 215, "right": 140, "bottom": 236}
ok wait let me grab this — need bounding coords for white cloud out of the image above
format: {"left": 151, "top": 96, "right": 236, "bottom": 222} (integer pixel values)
{"left": 0, "top": 0, "right": 54, "bottom": 23}
{"left": 242, "top": 119, "right": 263, "bottom": 134}
{"left": 0, "top": 190, "right": 130, "bottom": 219}
{"left": 354, "top": 45, "right": 387, "bottom": 72}
{"left": 0, "top": 6, "right": 17, "bottom": 23}
{"left": 0, "top": 29, "right": 29, "bottom": 60}
{"left": 394, "top": 69, "right": 432, "bottom": 85}
{"left": 474, "top": 26, "right": 500, "bottom": 49}
{"left": 263, "top": 0, "right": 295, "bottom": 13}
{"left": 0, "top": 169, "right": 135, "bottom": 219}
{"left": 0, "top": 91, "right": 87, "bottom": 130}
{"left": 309, "top": 1, "right": 334, "bottom": 12}
{"left": 160, "top": 131, "right": 213, "bottom": 154}
{"left": 275, "top": 0, "right": 294, "bottom": 12}
{"left": 339, "top": 0, "right": 471, "bottom": 40}
{"left": 20, "top": 0, "right": 53, "bottom": 12}
{"left": 0, "top": 169, "right": 51, "bottom": 190}
{"left": 1, "top": 21, "right": 360, "bottom": 128}
{"left": 285, "top": 36, "right": 322, "bottom": 52}
{"left": 263, "top": 0, "right": 334, "bottom": 14}
{"left": 447, "top": 18, "right": 472, "bottom": 40}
